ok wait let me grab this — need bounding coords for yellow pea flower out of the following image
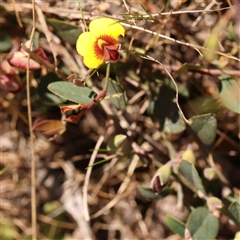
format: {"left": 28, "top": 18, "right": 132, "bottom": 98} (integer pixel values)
{"left": 76, "top": 17, "right": 125, "bottom": 69}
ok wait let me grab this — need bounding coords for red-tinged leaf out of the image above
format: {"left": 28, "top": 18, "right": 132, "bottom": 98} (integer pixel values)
{"left": 0, "top": 73, "right": 22, "bottom": 93}
{"left": 64, "top": 111, "right": 87, "bottom": 124}
{"left": 7, "top": 46, "right": 48, "bottom": 71}
{"left": 60, "top": 104, "right": 84, "bottom": 113}
{"left": 33, "top": 118, "right": 66, "bottom": 136}
{"left": 8, "top": 51, "right": 41, "bottom": 70}
{"left": 1, "top": 60, "right": 15, "bottom": 75}
{"left": 33, "top": 48, "right": 49, "bottom": 62}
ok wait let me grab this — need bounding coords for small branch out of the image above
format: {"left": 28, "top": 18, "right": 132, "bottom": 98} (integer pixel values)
{"left": 91, "top": 154, "right": 139, "bottom": 219}
{"left": 152, "top": 64, "right": 240, "bottom": 76}
{"left": 12, "top": 0, "right": 23, "bottom": 27}
{"left": 28, "top": 1, "right": 37, "bottom": 239}
{"left": 207, "top": 153, "right": 230, "bottom": 186}
{"left": 103, "top": 62, "right": 111, "bottom": 92}
{"left": 83, "top": 135, "right": 105, "bottom": 221}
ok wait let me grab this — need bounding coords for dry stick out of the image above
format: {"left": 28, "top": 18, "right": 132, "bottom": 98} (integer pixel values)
{"left": 207, "top": 153, "right": 230, "bottom": 186}
{"left": 191, "top": 0, "right": 218, "bottom": 27}
{"left": 11, "top": 0, "right": 23, "bottom": 27}
{"left": 27, "top": 1, "right": 37, "bottom": 240}
{"left": 152, "top": 64, "right": 240, "bottom": 76}
{"left": 120, "top": 21, "right": 240, "bottom": 62}
{"left": 1, "top": 2, "right": 231, "bottom": 19}
{"left": 83, "top": 135, "right": 105, "bottom": 221}
{"left": 142, "top": 54, "right": 192, "bottom": 125}
{"left": 35, "top": 4, "right": 58, "bottom": 69}
{"left": 91, "top": 154, "right": 140, "bottom": 219}
{"left": 121, "top": 6, "right": 232, "bottom": 18}
{"left": 0, "top": 98, "right": 29, "bottom": 125}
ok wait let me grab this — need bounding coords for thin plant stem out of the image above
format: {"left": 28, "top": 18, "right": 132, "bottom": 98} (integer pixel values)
{"left": 77, "top": 0, "right": 88, "bottom": 31}
{"left": 83, "top": 135, "right": 105, "bottom": 221}
{"left": 141, "top": 54, "right": 192, "bottom": 125}
{"left": 28, "top": 1, "right": 37, "bottom": 239}
{"left": 11, "top": 0, "right": 23, "bottom": 27}
{"left": 103, "top": 62, "right": 111, "bottom": 92}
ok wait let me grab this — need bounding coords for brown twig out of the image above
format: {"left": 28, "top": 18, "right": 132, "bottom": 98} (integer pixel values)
{"left": 83, "top": 135, "right": 105, "bottom": 221}
{"left": 152, "top": 64, "right": 240, "bottom": 76}
{"left": 11, "top": 0, "right": 23, "bottom": 27}
{"left": 141, "top": 54, "right": 192, "bottom": 125}
{"left": 28, "top": 1, "right": 37, "bottom": 239}
{"left": 91, "top": 154, "right": 140, "bottom": 219}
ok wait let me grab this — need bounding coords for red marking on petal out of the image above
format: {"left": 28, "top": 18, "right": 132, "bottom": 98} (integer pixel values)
{"left": 94, "top": 35, "right": 118, "bottom": 60}
{"left": 100, "top": 35, "right": 118, "bottom": 45}
{"left": 104, "top": 45, "right": 119, "bottom": 62}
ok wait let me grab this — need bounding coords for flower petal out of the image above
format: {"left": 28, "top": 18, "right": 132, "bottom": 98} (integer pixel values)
{"left": 89, "top": 17, "right": 125, "bottom": 40}
{"left": 76, "top": 32, "right": 96, "bottom": 56}
{"left": 76, "top": 32, "right": 104, "bottom": 69}
{"left": 83, "top": 53, "right": 104, "bottom": 69}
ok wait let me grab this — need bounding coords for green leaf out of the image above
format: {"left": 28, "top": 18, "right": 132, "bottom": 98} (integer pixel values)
{"left": 186, "top": 207, "right": 219, "bottom": 240}
{"left": 188, "top": 94, "right": 220, "bottom": 115}
{"left": 86, "top": 158, "right": 111, "bottom": 168}
{"left": 138, "top": 186, "right": 172, "bottom": 200}
{"left": 162, "top": 116, "right": 186, "bottom": 134}
{"left": 228, "top": 201, "right": 240, "bottom": 226}
{"left": 38, "top": 72, "right": 66, "bottom": 106}
{"left": 163, "top": 77, "right": 190, "bottom": 98}
{"left": 48, "top": 82, "right": 97, "bottom": 104}
{"left": 179, "top": 160, "right": 206, "bottom": 194}
{"left": 46, "top": 18, "right": 81, "bottom": 45}
{"left": 166, "top": 215, "right": 185, "bottom": 237}
{"left": 148, "top": 85, "right": 186, "bottom": 134}
{"left": 0, "top": 5, "right": 6, "bottom": 13}
{"left": 102, "top": 78, "right": 127, "bottom": 110}
{"left": 0, "top": 31, "right": 12, "bottom": 52}
{"left": 0, "top": 218, "right": 19, "bottom": 240}
{"left": 107, "top": 134, "right": 127, "bottom": 150}
{"left": 218, "top": 74, "right": 240, "bottom": 114}
{"left": 226, "top": 22, "right": 237, "bottom": 42}
{"left": 176, "top": 63, "right": 206, "bottom": 73}
{"left": 0, "top": 166, "right": 9, "bottom": 175}
{"left": 190, "top": 113, "right": 217, "bottom": 145}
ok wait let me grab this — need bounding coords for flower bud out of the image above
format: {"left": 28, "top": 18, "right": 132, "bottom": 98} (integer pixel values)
{"left": 182, "top": 144, "right": 195, "bottom": 165}
{"left": 151, "top": 165, "right": 171, "bottom": 194}
{"left": 107, "top": 134, "right": 127, "bottom": 150}
{"left": 203, "top": 167, "right": 217, "bottom": 181}
{"left": 207, "top": 196, "right": 223, "bottom": 211}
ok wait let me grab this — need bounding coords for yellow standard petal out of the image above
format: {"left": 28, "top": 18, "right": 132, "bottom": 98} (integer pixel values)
{"left": 76, "top": 32, "right": 95, "bottom": 56}
{"left": 76, "top": 31, "right": 104, "bottom": 69}
{"left": 89, "top": 17, "right": 125, "bottom": 41}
